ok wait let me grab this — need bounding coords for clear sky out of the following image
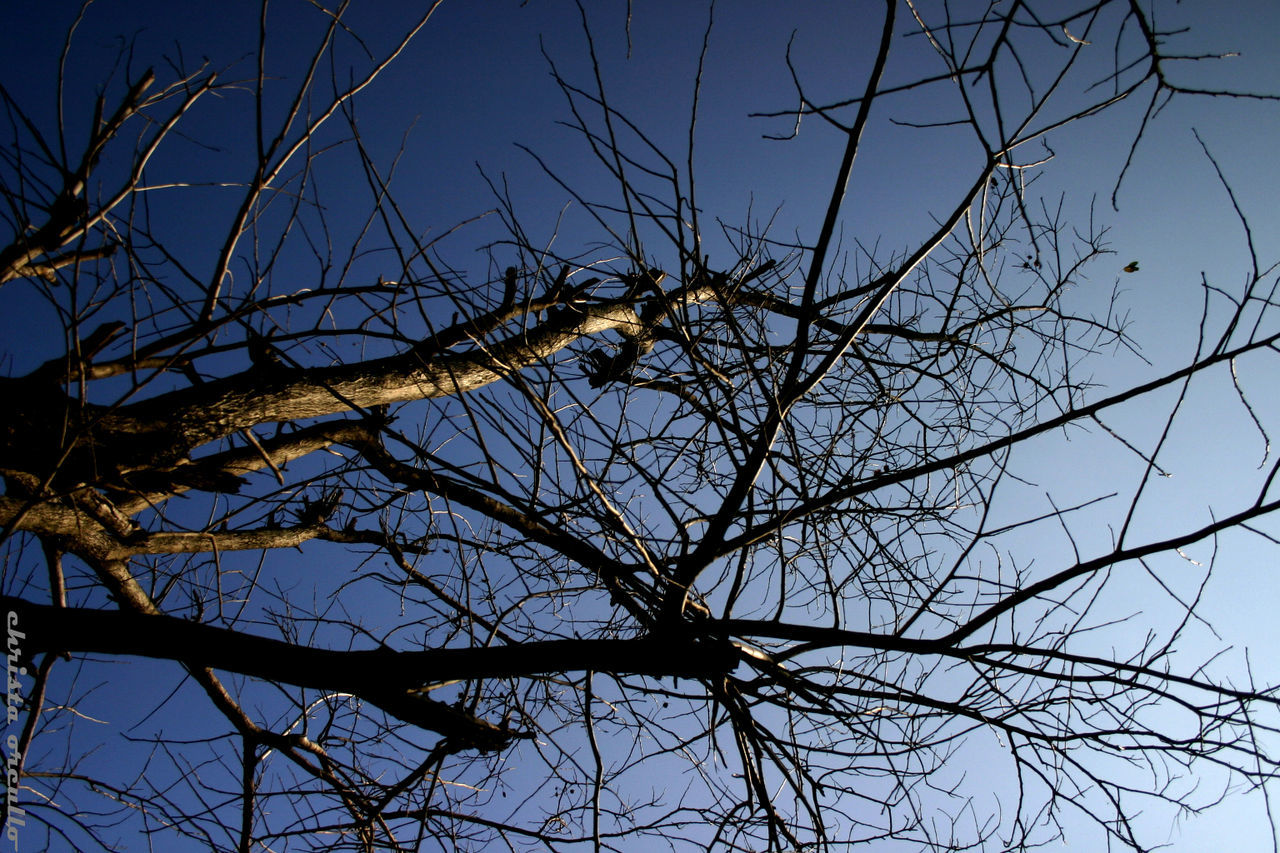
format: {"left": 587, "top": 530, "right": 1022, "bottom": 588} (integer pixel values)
{"left": 2, "top": 1, "right": 1279, "bottom": 850}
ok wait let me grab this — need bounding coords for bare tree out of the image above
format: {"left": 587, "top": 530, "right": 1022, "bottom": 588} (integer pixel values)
{"left": 2, "top": 1, "right": 1278, "bottom": 850}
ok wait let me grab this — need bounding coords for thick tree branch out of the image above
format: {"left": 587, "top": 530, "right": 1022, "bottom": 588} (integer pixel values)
{"left": 6, "top": 597, "right": 734, "bottom": 748}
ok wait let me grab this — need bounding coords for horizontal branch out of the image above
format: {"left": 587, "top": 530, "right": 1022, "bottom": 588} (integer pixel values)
{"left": 114, "top": 525, "right": 327, "bottom": 557}
{"left": 1, "top": 285, "right": 718, "bottom": 484}
{"left": 5, "top": 597, "right": 734, "bottom": 702}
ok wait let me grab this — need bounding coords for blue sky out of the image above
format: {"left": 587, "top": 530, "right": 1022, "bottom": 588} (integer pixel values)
{"left": 3, "top": 1, "right": 1279, "bottom": 850}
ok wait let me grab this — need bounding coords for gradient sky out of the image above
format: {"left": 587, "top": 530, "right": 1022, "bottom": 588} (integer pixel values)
{"left": 3, "top": 2, "right": 1279, "bottom": 850}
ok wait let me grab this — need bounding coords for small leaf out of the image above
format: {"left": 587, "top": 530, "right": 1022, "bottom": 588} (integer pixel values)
{"left": 1063, "top": 25, "right": 1091, "bottom": 45}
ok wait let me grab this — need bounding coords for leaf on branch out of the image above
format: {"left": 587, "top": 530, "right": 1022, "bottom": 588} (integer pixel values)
{"left": 1063, "top": 25, "right": 1091, "bottom": 45}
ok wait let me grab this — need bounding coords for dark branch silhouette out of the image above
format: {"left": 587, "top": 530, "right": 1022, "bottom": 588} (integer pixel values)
{"left": 2, "top": 2, "right": 1278, "bottom": 851}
